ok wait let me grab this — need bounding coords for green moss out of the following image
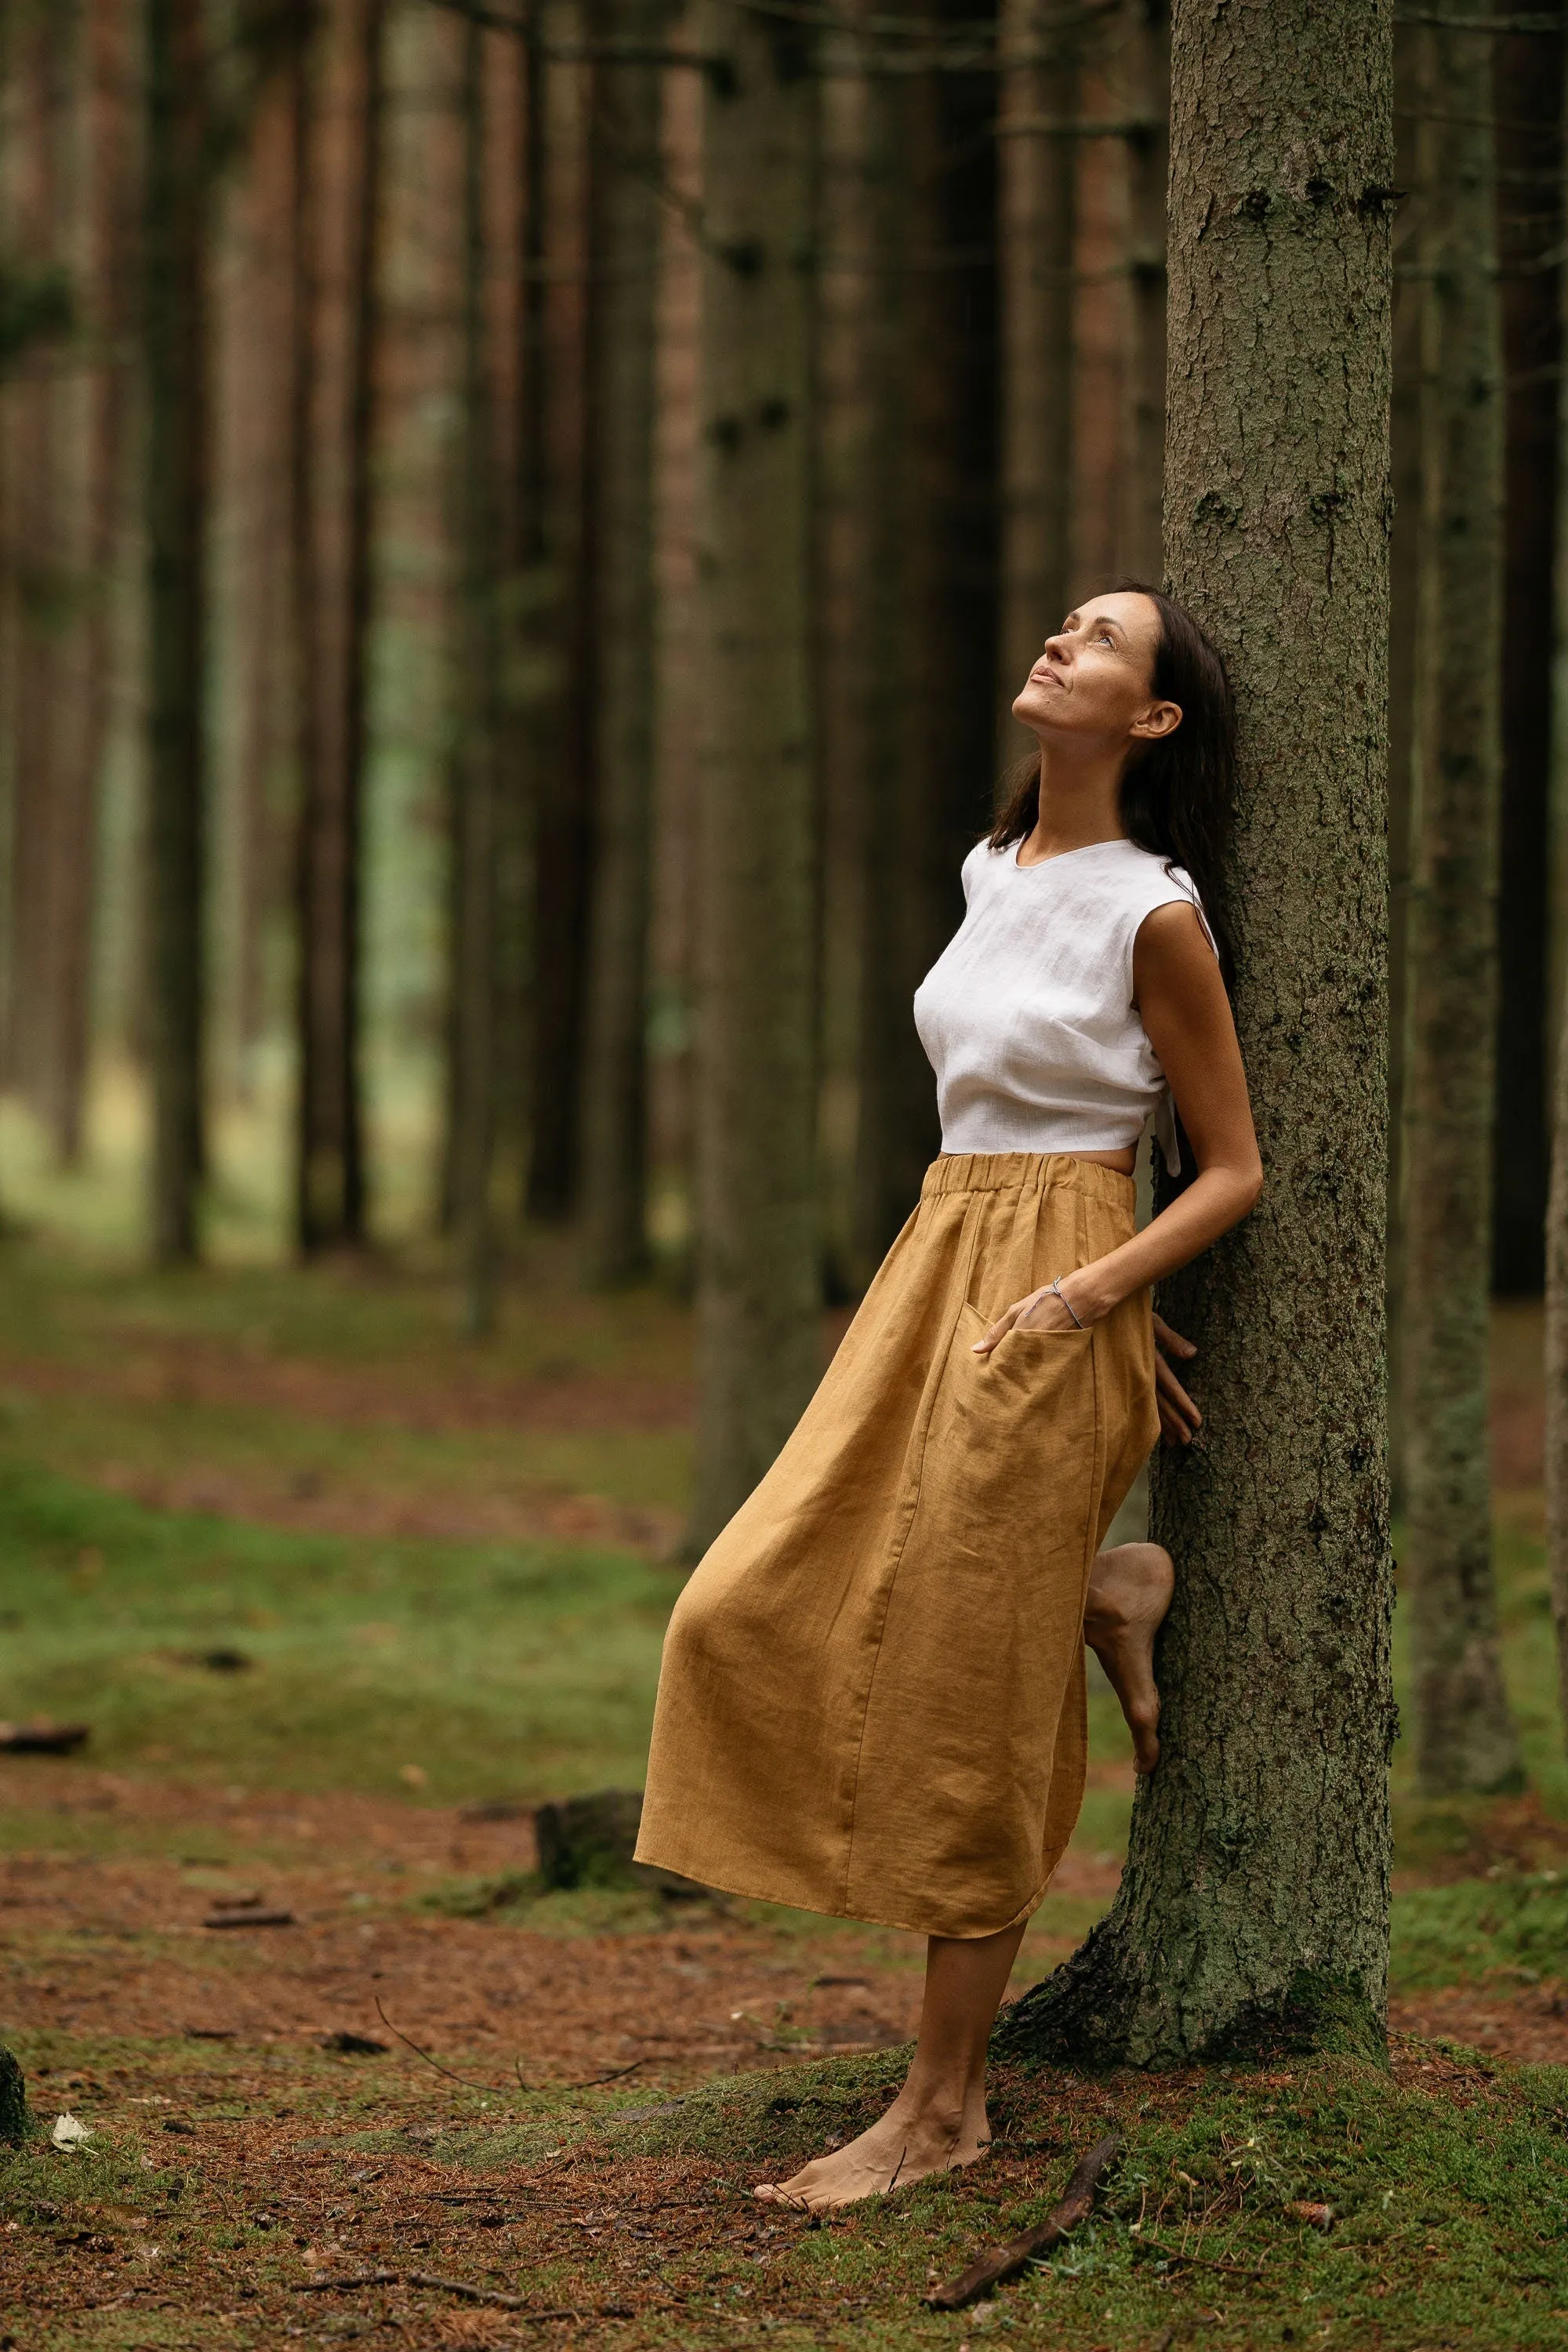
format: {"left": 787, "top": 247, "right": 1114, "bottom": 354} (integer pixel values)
{"left": 1391, "top": 1871, "right": 1568, "bottom": 1991}
{"left": 595, "top": 2047, "right": 1568, "bottom": 2348}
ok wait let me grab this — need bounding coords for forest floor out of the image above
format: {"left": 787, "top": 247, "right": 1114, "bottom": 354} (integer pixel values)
{"left": 0, "top": 1234, "right": 1564, "bottom": 2349}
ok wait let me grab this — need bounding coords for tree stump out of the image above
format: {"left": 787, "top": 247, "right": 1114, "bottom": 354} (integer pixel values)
{"left": 0, "top": 2046, "right": 26, "bottom": 2147}
{"left": 532, "top": 1789, "right": 705, "bottom": 1898}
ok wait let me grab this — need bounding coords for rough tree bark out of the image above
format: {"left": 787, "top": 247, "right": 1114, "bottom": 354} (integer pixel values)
{"left": 292, "top": 0, "right": 387, "bottom": 1254}
{"left": 1000, "top": 0, "right": 1398, "bottom": 2067}
{"left": 688, "top": 0, "right": 820, "bottom": 1551}
{"left": 578, "top": 0, "right": 666, "bottom": 1287}
{"left": 143, "top": 0, "right": 209, "bottom": 1264}
{"left": 1402, "top": 16, "right": 1523, "bottom": 1797}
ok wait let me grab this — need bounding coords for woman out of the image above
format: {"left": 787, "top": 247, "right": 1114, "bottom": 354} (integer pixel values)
{"left": 635, "top": 582, "right": 1262, "bottom": 2211}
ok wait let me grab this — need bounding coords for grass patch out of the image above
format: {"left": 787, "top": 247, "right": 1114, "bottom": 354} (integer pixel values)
{"left": 1390, "top": 1871, "right": 1568, "bottom": 1992}
{"left": 5, "top": 2044, "right": 1565, "bottom": 2348}
{"left": 0, "top": 1464, "right": 677, "bottom": 1802}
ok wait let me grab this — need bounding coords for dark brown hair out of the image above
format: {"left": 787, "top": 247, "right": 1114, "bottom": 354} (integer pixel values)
{"left": 989, "top": 577, "right": 1237, "bottom": 990}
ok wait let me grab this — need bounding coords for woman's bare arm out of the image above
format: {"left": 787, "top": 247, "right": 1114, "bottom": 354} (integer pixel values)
{"left": 973, "top": 901, "right": 1262, "bottom": 1411}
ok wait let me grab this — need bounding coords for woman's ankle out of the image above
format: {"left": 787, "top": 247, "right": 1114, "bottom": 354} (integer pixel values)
{"left": 885, "top": 2078, "right": 967, "bottom": 2137}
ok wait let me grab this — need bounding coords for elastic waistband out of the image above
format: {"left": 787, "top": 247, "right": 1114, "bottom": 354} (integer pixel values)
{"left": 920, "top": 1150, "right": 1137, "bottom": 1207}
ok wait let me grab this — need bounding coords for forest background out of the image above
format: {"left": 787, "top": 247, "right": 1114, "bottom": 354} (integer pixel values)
{"left": 0, "top": 3, "right": 1567, "bottom": 2347}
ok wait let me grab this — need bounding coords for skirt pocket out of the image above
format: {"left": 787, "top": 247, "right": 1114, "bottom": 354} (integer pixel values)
{"left": 912, "top": 1302, "right": 1101, "bottom": 1588}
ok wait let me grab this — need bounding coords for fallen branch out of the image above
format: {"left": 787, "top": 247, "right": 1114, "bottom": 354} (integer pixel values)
{"left": 291, "top": 2270, "right": 398, "bottom": 2292}
{"left": 406, "top": 2273, "right": 528, "bottom": 2309}
{"left": 0, "top": 1719, "right": 89, "bottom": 1754}
{"left": 563, "top": 2059, "right": 644, "bottom": 2091}
{"left": 374, "top": 1994, "right": 530, "bottom": 2093}
{"left": 925, "top": 2132, "right": 1121, "bottom": 2310}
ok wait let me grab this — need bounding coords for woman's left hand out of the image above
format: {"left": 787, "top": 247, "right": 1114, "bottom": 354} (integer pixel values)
{"left": 971, "top": 1279, "right": 1088, "bottom": 1355}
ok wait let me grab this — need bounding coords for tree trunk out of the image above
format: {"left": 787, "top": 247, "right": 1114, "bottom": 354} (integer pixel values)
{"left": 1491, "top": 9, "right": 1564, "bottom": 1298}
{"left": 1544, "top": 20, "right": 1568, "bottom": 1758}
{"left": 451, "top": 18, "right": 504, "bottom": 1335}
{"left": 524, "top": 5, "right": 595, "bottom": 1225}
{"left": 2, "top": 6, "right": 105, "bottom": 1170}
{"left": 292, "top": 0, "right": 386, "bottom": 1254}
{"left": 1385, "top": 16, "right": 1425, "bottom": 1529}
{"left": 1402, "top": 17, "right": 1523, "bottom": 1798}
{"left": 854, "top": 0, "right": 999, "bottom": 1276}
{"left": 64, "top": 0, "right": 134, "bottom": 1158}
{"left": 143, "top": 0, "right": 209, "bottom": 1265}
{"left": 1000, "top": 0, "right": 1396, "bottom": 2069}
{"left": 688, "top": 0, "right": 819, "bottom": 1552}
{"left": 1118, "top": 0, "right": 1167, "bottom": 582}
{"left": 832, "top": 45, "right": 921, "bottom": 1289}
{"left": 578, "top": 1, "right": 665, "bottom": 1286}
{"left": 996, "top": 0, "right": 1076, "bottom": 757}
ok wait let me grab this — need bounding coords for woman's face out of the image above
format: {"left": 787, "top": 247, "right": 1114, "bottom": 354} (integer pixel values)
{"left": 1011, "top": 591, "right": 1181, "bottom": 753}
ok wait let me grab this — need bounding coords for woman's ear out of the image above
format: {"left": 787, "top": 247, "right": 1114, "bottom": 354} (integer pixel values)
{"left": 1131, "top": 698, "right": 1182, "bottom": 743}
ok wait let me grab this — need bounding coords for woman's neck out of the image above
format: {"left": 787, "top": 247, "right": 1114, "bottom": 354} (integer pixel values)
{"left": 1016, "top": 746, "right": 1127, "bottom": 866}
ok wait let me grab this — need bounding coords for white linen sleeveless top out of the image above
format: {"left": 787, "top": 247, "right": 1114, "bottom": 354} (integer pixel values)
{"left": 912, "top": 835, "right": 1218, "bottom": 1176}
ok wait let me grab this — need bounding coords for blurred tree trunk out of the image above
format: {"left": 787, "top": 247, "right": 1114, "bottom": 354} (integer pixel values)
{"left": 1545, "top": 20, "right": 1568, "bottom": 1757}
{"left": 1492, "top": 8, "right": 1564, "bottom": 1296}
{"left": 579, "top": 5, "right": 666, "bottom": 1286}
{"left": 65, "top": 0, "right": 135, "bottom": 1156}
{"left": 1385, "top": 16, "right": 1425, "bottom": 1527}
{"left": 292, "top": 0, "right": 387, "bottom": 1254}
{"left": 854, "top": 0, "right": 999, "bottom": 1276}
{"left": 1119, "top": 0, "right": 1167, "bottom": 580}
{"left": 996, "top": 0, "right": 1076, "bottom": 753}
{"left": 451, "top": 19, "right": 504, "bottom": 1334}
{"left": 2, "top": 11, "right": 65, "bottom": 1148}
{"left": 815, "top": 38, "right": 910, "bottom": 1292}
{"left": 489, "top": 30, "right": 541, "bottom": 1224}
{"left": 1403, "top": 17, "right": 1523, "bottom": 1797}
{"left": 1001, "top": 0, "right": 1396, "bottom": 2067}
{"left": 2, "top": 8, "right": 106, "bottom": 1169}
{"left": 143, "top": 0, "right": 210, "bottom": 1264}
{"left": 688, "top": 0, "right": 819, "bottom": 1550}
{"left": 525, "top": 7, "right": 595, "bottom": 1225}
{"left": 225, "top": 70, "right": 296, "bottom": 1091}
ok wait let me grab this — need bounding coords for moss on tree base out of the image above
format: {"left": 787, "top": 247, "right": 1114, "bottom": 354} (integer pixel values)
{"left": 994, "top": 1920, "right": 1389, "bottom": 2074}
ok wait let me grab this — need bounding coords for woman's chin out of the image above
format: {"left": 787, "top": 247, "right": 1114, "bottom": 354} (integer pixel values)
{"left": 1011, "top": 688, "right": 1057, "bottom": 729}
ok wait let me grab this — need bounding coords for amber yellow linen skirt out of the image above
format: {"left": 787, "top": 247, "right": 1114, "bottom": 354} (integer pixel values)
{"left": 634, "top": 1150, "right": 1160, "bottom": 1939}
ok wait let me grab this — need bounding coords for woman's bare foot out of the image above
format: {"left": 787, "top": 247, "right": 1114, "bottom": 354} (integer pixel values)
{"left": 1083, "top": 1540, "right": 1174, "bottom": 1774}
{"left": 753, "top": 2089, "right": 989, "bottom": 2212}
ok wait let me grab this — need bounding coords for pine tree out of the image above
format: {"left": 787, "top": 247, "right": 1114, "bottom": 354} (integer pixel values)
{"left": 579, "top": 0, "right": 667, "bottom": 1286}
{"left": 1001, "top": 0, "right": 1397, "bottom": 2067}
{"left": 688, "top": 0, "right": 820, "bottom": 1551}
{"left": 1402, "top": 13, "right": 1523, "bottom": 1797}
{"left": 143, "top": 0, "right": 210, "bottom": 1264}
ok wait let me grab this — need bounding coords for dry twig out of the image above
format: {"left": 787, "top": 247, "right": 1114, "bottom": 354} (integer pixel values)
{"left": 291, "top": 2269, "right": 398, "bottom": 2292}
{"left": 925, "top": 2132, "right": 1121, "bottom": 2310}
{"left": 373, "top": 1994, "right": 530, "bottom": 2092}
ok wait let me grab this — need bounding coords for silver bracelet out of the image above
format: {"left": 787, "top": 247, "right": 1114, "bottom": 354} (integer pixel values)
{"left": 1051, "top": 1276, "right": 1085, "bottom": 1330}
